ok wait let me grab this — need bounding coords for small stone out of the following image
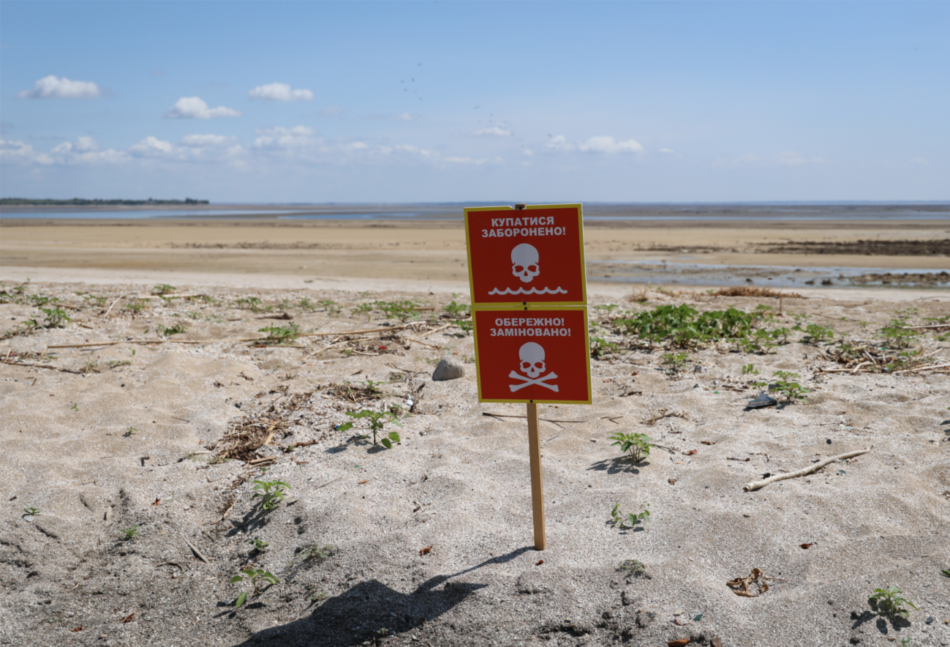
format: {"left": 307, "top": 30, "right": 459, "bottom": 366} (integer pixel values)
{"left": 674, "top": 617, "right": 688, "bottom": 626}
{"left": 621, "top": 590, "right": 635, "bottom": 606}
{"left": 104, "top": 508, "right": 113, "bottom": 521}
{"left": 711, "top": 638, "right": 722, "bottom": 647}
{"left": 674, "top": 610, "right": 684, "bottom": 616}
{"left": 925, "top": 616, "right": 934, "bottom": 624}
{"left": 23, "top": 515, "right": 34, "bottom": 522}
{"left": 432, "top": 358, "right": 465, "bottom": 381}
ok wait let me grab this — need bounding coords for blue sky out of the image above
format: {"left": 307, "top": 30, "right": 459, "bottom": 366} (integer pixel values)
{"left": 1, "top": 1, "right": 947, "bottom": 203}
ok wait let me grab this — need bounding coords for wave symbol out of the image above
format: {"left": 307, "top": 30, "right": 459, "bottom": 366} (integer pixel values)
{"left": 487, "top": 286, "right": 568, "bottom": 295}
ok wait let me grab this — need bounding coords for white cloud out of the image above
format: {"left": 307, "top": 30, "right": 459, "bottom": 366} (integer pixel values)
{"left": 4, "top": 136, "right": 125, "bottom": 165}
{"left": 248, "top": 83, "right": 314, "bottom": 102}
{"left": 578, "top": 136, "right": 643, "bottom": 153}
{"left": 165, "top": 97, "right": 241, "bottom": 119}
{"left": 0, "top": 139, "right": 52, "bottom": 164}
{"left": 910, "top": 157, "right": 930, "bottom": 166}
{"left": 17, "top": 75, "right": 103, "bottom": 99}
{"left": 130, "top": 136, "right": 175, "bottom": 156}
{"left": 253, "top": 126, "right": 316, "bottom": 150}
{"left": 546, "top": 135, "right": 643, "bottom": 153}
{"left": 322, "top": 106, "right": 345, "bottom": 116}
{"left": 658, "top": 148, "right": 676, "bottom": 154}
{"left": 180, "top": 134, "right": 238, "bottom": 147}
{"left": 396, "top": 112, "right": 416, "bottom": 121}
{"left": 522, "top": 148, "right": 534, "bottom": 156}
{"left": 474, "top": 126, "right": 512, "bottom": 137}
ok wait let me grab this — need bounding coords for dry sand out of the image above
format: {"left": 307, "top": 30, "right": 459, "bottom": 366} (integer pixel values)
{"left": 1, "top": 276, "right": 949, "bottom": 647}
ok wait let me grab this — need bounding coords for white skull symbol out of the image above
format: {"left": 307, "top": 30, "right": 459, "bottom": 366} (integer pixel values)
{"left": 519, "top": 342, "right": 546, "bottom": 378}
{"left": 511, "top": 243, "right": 540, "bottom": 284}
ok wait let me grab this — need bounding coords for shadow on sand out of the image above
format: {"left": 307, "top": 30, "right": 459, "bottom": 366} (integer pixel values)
{"left": 231, "top": 546, "right": 534, "bottom": 647}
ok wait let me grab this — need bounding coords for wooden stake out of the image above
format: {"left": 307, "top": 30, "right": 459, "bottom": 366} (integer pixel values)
{"left": 526, "top": 402, "right": 546, "bottom": 550}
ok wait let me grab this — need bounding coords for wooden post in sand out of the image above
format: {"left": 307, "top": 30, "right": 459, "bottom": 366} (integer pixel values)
{"left": 526, "top": 401, "right": 546, "bottom": 550}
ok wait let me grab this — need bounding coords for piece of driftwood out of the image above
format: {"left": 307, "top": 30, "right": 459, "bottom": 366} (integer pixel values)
{"left": 183, "top": 538, "right": 210, "bottom": 564}
{"left": 0, "top": 360, "right": 83, "bottom": 374}
{"left": 103, "top": 294, "right": 126, "bottom": 317}
{"left": 743, "top": 449, "right": 870, "bottom": 491}
{"left": 892, "top": 362, "right": 950, "bottom": 375}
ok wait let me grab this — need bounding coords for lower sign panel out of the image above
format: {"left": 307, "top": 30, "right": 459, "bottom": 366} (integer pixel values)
{"left": 473, "top": 307, "right": 591, "bottom": 404}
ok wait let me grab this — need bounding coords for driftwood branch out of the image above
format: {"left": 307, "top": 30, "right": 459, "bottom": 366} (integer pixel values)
{"left": 743, "top": 448, "right": 870, "bottom": 492}
{"left": 0, "top": 359, "right": 83, "bottom": 374}
{"left": 183, "top": 537, "right": 210, "bottom": 564}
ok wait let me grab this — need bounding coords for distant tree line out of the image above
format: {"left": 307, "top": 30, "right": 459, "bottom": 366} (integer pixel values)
{"left": 0, "top": 198, "right": 210, "bottom": 206}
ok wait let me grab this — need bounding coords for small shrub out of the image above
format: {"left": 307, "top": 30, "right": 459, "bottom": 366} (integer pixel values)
{"left": 799, "top": 323, "right": 835, "bottom": 345}
{"left": 338, "top": 409, "right": 402, "bottom": 448}
{"left": 39, "top": 307, "right": 71, "bottom": 328}
{"left": 742, "top": 363, "right": 759, "bottom": 375}
{"left": 444, "top": 300, "right": 470, "bottom": 319}
{"left": 120, "top": 525, "right": 139, "bottom": 540}
{"left": 156, "top": 323, "right": 187, "bottom": 337}
{"left": 880, "top": 309, "right": 919, "bottom": 349}
{"left": 764, "top": 370, "right": 811, "bottom": 403}
{"left": 870, "top": 586, "right": 917, "bottom": 618}
{"left": 252, "top": 480, "right": 291, "bottom": 511}
{"left": 258, "top": 323, "right": 301, "bottom": 345}
{"left": 661, "top": 351, "right": 690, "bottom": 374}
{"left": 609, "top": 503, "right": 650, "bottom": 529}
{"left": 609, "top": 432, "right": 652, "bottom": 463}
{"left": 231, "top": 568, "right": 279, "bottom": 608}
{"left": 375, "top": 300, "right": 421, "bottom": 323}
{"left": 24, "top": 507, "right": 40, "bottom": 516}
{"left": 590, "top": 336, "right": 618, "bottom": 359}
{"left": 235, "top": 296, "right": 268, "bottom": 312}
{"left": 153, "top": 284, "right": 176, "bottom": 296}
{"left": 250, "top": 538, "right": 269, "bottom": 553}
{"left": 350, "top": 303, "right": 373, "bottom": 320}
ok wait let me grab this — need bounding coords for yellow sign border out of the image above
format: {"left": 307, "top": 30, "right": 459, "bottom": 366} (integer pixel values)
{"left": 463, "top": 203, "right": 587, "bottom": 308}
{"left": 471, "top": 304, "right": 592, "bottom": 405}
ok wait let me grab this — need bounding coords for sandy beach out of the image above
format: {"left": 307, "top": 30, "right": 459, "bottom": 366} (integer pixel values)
{"left": 1, "top": 214, "right": 949, "bottom": 647}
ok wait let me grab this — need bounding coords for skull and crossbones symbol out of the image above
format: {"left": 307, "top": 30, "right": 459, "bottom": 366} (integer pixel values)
{"left": 509, "top": 342, "right": 559, "bottom": 392}
{"left": 511, "top": 243, "right": 540, "bottom": 284}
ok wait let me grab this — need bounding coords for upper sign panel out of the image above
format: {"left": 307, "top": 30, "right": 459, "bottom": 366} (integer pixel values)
{"left": 464, "top": 204, "right": 587, "bottom": 306}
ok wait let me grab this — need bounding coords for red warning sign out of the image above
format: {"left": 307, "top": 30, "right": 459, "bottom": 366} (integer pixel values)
{"left": 464, "top": 204, "right": 586, "bottom": 306}
{"left": 472, "top": 307, "right": 591, "bottom": 404}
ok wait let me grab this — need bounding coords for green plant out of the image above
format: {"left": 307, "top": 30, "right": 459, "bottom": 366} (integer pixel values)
{"left": 39, "top": 307, "right": 71, "bottom": 328}
{"left": 755, "top": 370, "right": 811, "bottom": 403}
{"left": 594, "top": 304, "right": 619, "bottom": 313}
{"left": 297, "top": 297, "right": 318, "bottom": 311}
{"left": 28, "top": 294, "right": 58, "bottom": 307}
{"left": 338, "top": 409, "right": 402, "bottom": 448}
{"left": 742, "top": 363, "right": 759, "bottom": 375}
{"left": 298, "top": 544, "right": 334, "bottom": 562}
{"left": 618, "top": 559, "right": 647, "bottom": 575}
{"left": 153, "top": 284, "right": 176, "bottom": 296}
{"left": 590, "top": 336, "right": 618, "bottom": 359}
{"left": 880, "top": 309, "right": 919, "bottom": 349}
{"left": 318, "top": 299, "right": 341, "bottom": 316}
{"left": 307, "top": 587, "right": 329, "bottom": 604}
{"left": 24, "top": 507, "right": 40, "bottom": 516}
{"left": 125, "top": 299, "right": 147, "bottom": 315}
{"left": 609, "top": 503, "right": 650, "bottom": 529}
{"left": 609, "top": 432, "right": 652, "bottom": 463}
{"left": 120, "top": 525, "right": 139, "bottom": 540}
{"left": 124, "top": 426, "right": 138, "bottom": 437}
{"left": 156, "top": 323, "right": 187, "bottom": 336}
{"left": 231, "top": 568, "right": 279, "bottom": 608}
{"left": 444, "top": 300, "right": 470, "bottom": 319}
{"left": 70, "top": 402, "right": 78, "bottom": 411}
{"left": 250, "top": 538, "right": 270, "bottom": 553}
{"left": 870, "top": 586, "right": 917, "bottom": 618}
{"left": 661, "top": 351, "right": 690, "bottom": 373}
{"left": 375, "top": 299, "right": 421, "bottom": 323}
{"left": 941, "top": 569, "right": 950, "bottom": 578}
{"left": 252, "top": 480, "right": 291, "bottom": 511}
{"left": 258, "top": 323, "right": 301, "bottom": 345}
{"left": 235, "top": 296, "right": 268, "bottom": 312}
{"left": 798, "top": 323, "right": 835, "bottom": 345}
{"left": 350, "top": 303, "right": 373, "bottom": 320}
{"left": 108, "top": 360, "right": 132, "bottom": 369}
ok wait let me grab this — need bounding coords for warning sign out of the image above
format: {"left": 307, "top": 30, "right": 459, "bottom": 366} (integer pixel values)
{"left": 472, "top": 307, "right": 591, "bottom": 404}
{"left": 464, "top": 204, "right": 586, "bottom": 306}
